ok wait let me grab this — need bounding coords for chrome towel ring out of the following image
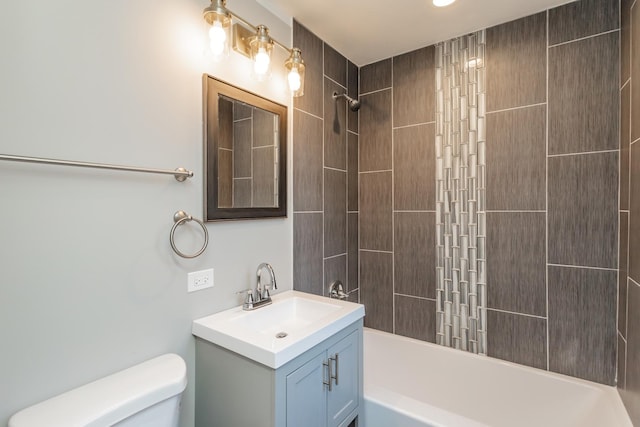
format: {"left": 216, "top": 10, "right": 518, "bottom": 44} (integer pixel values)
{"left": 170, "top": 211, "right": 209, "bottom": 258}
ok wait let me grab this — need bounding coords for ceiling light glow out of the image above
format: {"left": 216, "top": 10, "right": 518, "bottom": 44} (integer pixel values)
{"left": 433, "top": 0, "right": 456, "bottom": 7}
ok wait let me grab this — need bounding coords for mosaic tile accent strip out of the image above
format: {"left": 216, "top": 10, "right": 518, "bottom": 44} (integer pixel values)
{"left": 435, "top": 31, "right": 487, "bottom": 355}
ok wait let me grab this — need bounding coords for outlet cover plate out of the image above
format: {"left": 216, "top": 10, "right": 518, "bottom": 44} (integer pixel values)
{"left": 188, "top": 268, "right": 214, "bottom": 293}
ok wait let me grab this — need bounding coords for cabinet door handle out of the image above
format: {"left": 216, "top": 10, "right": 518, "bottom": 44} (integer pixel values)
{"left": 323, "top": 359, "right": 332, "bottom": 391}
{"left": 330, "top": 353, "right": 339, "bottom": 386}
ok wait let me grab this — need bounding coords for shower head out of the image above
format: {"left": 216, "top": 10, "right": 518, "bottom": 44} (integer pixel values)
{"left": 332, "top": 91, "right": 361, "bottom": 112}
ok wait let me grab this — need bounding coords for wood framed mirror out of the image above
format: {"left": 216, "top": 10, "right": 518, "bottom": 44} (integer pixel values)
{"left": 203, "top": 75, "right": 287, "bottom": 221}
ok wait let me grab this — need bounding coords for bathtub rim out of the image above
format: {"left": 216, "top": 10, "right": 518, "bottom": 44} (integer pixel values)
{"left": 362, "top": 327, "right": 631, "bottom": 427}
{"left": 363, "top": 327, "right": 618, "bottom": 392}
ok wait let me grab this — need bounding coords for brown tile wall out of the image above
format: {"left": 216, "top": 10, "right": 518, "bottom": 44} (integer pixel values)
{"left": 293, "top": 0, "right": 624, "bottom": 391}
{"left": 292, "top": 21, "right": 359, "bottom": 300}
{"left": 486, "top": 0, "right": 618, "bottom": 384}
{"left": 620, "top": 0, "right": 640, "bottom": 419}
{"left": 357, "top": 45, "right": 437, "bottom": 337}
{"left": 355, "top": 0, "right": 620, "bottom": 385}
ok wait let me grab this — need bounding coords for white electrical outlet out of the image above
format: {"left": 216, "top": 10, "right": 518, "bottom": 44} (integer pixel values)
{"left": 188, "top": 268, "right": 214, "bottom": 293}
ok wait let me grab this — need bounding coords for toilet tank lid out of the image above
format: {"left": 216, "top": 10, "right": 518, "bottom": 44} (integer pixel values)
{"left": 9, "top": 353, "right": 187, "bottom": 427}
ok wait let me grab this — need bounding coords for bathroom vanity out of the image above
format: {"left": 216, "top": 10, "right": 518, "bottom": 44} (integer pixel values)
{"left": 192, "top": 291, "right": 364, "bottom": 427}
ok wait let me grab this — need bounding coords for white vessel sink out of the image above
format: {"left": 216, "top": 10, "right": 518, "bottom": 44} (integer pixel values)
{"left": 192, "top": 290, "right": 365, "bottom": 369}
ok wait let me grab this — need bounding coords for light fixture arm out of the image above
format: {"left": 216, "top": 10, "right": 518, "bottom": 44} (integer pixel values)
{"left": 223, "top": 15, "right": 290, "bottom": 54}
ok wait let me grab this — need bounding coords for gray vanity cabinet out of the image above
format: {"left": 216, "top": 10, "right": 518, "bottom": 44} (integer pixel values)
{"left": 286, "top": 352, "right": 327, "bottom": 427}
{"left": 286, "top": 329, "right": 359, "bottom": 427}
{"left": 195, "top": 319, "right": 363, "bottom": 427}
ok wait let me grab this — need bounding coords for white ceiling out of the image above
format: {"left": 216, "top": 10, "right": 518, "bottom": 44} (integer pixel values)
{"left": 258, "top": 0, "right": 576, "bottom": 66}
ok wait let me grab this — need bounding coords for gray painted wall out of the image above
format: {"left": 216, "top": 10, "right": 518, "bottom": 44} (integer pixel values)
{"left": 0, "top": 1, "right": 292, "bottom": 426}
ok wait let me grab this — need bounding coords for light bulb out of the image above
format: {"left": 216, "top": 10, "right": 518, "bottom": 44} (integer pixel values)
{"left": 288, "top": 68, "right": 301, "bottom": 91}
{"left": 209, "top": 21, "right": 226, "bottom": 43}
{"left": 254, "top": 48, "right": 270, "bottom": 76}
{"left": 209, "top": 21, "right": 227, "bottom": 57}
{"left": 210, "top": 40, "right": 225, "bottom": 56}
{"left": 433, "top": 0, "right": 456, "bottom": 6}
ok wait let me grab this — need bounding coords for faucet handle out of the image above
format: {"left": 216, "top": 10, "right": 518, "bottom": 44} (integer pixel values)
{"left": 236, "top": 289, "right": 255, "bottom": 305}
{"left": 328, "top": 281, "right": 348, "bottom": 300}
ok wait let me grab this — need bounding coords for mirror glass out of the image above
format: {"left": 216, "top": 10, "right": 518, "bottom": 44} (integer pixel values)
{"left": 204, "top": 75, "right": 287, "bottom": 221}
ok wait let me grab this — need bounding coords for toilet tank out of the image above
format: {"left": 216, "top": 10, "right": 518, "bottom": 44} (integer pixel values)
{"left": 9, "top": 353, "right": 187, "bottom": 427}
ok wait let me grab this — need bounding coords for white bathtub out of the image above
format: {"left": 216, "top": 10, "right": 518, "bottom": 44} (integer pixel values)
{"left": 363, "top": 328, "right": 631, "bottom": 427}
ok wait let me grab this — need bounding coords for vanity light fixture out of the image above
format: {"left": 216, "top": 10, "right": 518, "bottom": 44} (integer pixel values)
{"left": 202, "top": 0, "right": 306, "bottom": 97}
{"left": 250, "top": 25, "right": 274, "bottom": 81}
{"left": 285, "top": 48, "right": 305, "bottom": 97}
{"left": 433, "top": 0, "right": 456, "bottom": 6}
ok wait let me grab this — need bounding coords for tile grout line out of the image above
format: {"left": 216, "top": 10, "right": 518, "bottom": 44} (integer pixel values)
{"left": 486, "top": 210, "right": 546, "bottom": 213}
{"left": 394, "top": 293, "right": 437, "bottom": 302}
{"left": 391, "top": 56, "right": 396, "bottom": 335}
{"left": 487, "top": 307, "right": 548, "bottom": 320}
{"left": 486, "top": 102, "right": 547, "bottom": 115}
{"left": 616, "top": 0, "right": 622, "bottom": 386}
{"left": 545, "top": 8, "right": 551, "bottom": 373}
{"left": 360, "top": 249, "right": 394, "bottom": 254}
{"left": 322, "top": 42, "right": 326, "bottom": 297}
{"left": 325, "top": 74, "right": 347, "bottom": 91}
{"left": 233, "top": 117, "right": 252, "bottom": 123}
{"left": 294, "top": 210, "right": 324, "bottom": 214}
{"left": 619, "top": 330, "right": 627, "bottom": 343}
{"left": 622, "top": 77, "right": 630, "bottom": 90}
{"left": 359, "top": 169, "right": 393, "bottom": 174}
{"left": 357, "top": 61, "right": 361, "bottom": 304}
{"left": 393, "top": 121, "right": 436, "bottom": 130}
{"left": 548, "top": 28, "right": 620, "bottom": 49}
{"left": 324, "top": 252, "right": 347, "bottom": 260}
{"left": 625, "top": 0, "right": 633, "bottom": 372}
{"left": 294, "top": 107, "right": 324, "bottom": 121}
{"left": 345, "top": 55, "right": 350, "bottom": 295}
{"left": 360, "top": 87, "right": 392, "bottom": 97}
{"left": 548, "top": 149, "right": 619, "bottom": 158}
{"left": 548, "top": 263, "right": 619, "bottom": 272}
{"left": 325, "top": 166, "right": 347, "bottom": 173}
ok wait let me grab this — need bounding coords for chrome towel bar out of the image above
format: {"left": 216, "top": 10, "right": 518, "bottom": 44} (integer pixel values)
{"left": 0, "top": 154, "right": 193, "bottom": 182}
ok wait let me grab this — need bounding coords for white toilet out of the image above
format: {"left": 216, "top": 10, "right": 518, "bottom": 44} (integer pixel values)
{"left": 9, "top": 353, "right": 187, "bottom": 427}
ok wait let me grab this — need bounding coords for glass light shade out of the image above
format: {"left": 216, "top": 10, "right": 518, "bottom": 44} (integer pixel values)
{"left": 203, "top": 1, "right": 231, "bottom": 61}
{"left": 433, "top": 0, "right": 456, "bottom": 6}
{"left": 250, "top": 25, "right": 274, "bottom": 81}
{"left": 285, "top": 48, "right": 305, "bottom": 97}
{"left": 209, "top": 18, "right": 231, "bottom": 60}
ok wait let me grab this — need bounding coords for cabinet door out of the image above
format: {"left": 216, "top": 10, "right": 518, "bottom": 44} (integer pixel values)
{"left": 326, "top": 330, "right": 359, "bottom": 427}
{"left": 286, "top": 351, "right": 327, "bottom": 427}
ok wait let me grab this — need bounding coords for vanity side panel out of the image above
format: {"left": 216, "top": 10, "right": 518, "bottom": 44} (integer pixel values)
{"left": 195, "top": 338, "right": 276, "bottom": 427}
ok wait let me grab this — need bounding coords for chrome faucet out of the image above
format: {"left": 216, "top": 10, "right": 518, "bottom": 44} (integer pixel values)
{"left": 256, "top": 262, "right": 277, "bottom": 300}
{"left": 241, "top": 263, "right": 277, "bottom": 311}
